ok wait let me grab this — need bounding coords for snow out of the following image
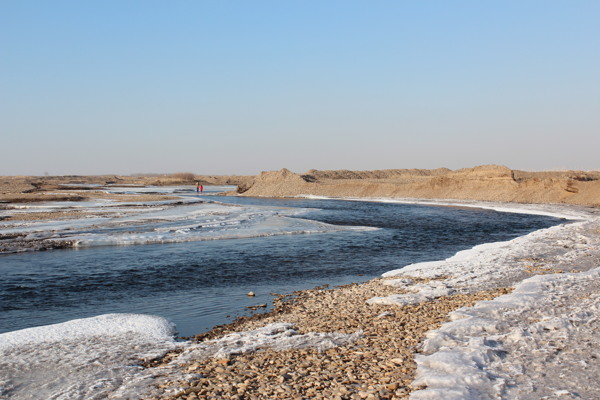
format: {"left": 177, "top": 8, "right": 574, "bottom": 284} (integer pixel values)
{"left": 0, "top": 314, "right": 179, "bottom": 400}
{"left": 0, "top": 319, "right": 360, "bottom": 399}
{"left": 302, "top": 196, "right": 600, "bottom": 399}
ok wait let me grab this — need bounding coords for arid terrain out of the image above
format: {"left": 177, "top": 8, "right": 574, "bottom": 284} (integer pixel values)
{"left": 1, "top": 166, "right": 599, "bottom": 399}
{"left": 2, "top": 165, "right": 599, "bottom": 207}
{"left": 237, "top": 165, "right": 600, "bottom": 207}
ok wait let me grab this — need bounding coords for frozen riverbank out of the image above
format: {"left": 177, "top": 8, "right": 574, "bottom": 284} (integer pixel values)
{"left": 359, "top": 200, "right": 599, "bottom": 400}
{"left": 1, "top": 198, "right": 598, "bottom": 399}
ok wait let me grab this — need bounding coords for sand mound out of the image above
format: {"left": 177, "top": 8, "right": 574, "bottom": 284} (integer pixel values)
{"left": 239, "top": 165, "right": 600, "bottom": 207}
{"left": 303, "top": 168, "right": 450, "bottom": 181}
{"left": 241, "top": 169, "right": 313, "bottom": 196}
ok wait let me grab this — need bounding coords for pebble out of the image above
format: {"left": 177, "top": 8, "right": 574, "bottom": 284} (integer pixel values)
{"left": 152, "top": 279, "right": 509, "bottom": 400}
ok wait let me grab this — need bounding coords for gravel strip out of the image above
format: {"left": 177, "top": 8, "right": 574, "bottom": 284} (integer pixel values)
{"left": 150, "top": 279, "right": 510, "bottom": 400}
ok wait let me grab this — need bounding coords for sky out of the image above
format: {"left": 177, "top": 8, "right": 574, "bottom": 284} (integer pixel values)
{"left": 1, "top": 1, "right": 599, "bottom": 176}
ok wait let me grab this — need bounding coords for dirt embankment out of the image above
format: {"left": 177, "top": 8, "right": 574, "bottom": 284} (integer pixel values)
{"left": 2, "top": 166, "right": 599, "bottom": 207}
{"left": 238, "top": 165, "right": 600, "bottom": 207}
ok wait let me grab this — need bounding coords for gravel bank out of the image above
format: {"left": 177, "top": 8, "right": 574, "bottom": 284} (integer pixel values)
{"left": 151, "top": 280, "right": 510, "bottom": 400}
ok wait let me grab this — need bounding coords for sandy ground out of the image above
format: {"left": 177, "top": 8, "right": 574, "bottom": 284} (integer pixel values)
{"left": 0, "top": 176, "right": 179, "bottom": 206}
{"left": 239, "top": 165, "right": 600, "bottom": 207}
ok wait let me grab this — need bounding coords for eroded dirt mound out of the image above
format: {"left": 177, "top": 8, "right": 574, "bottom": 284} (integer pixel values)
{"left": 239, "top": 165, "right": 600, "bottom": 206}
{"left": 303, "top": 168, "right": 450, "bottom": 181}
{"left": 241, "top": 169, "right": 314, "bottom": 196}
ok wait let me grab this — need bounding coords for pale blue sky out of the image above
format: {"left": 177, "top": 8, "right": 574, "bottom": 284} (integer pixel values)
{"left": 1, "top": 1, "right": 599, "bottom": 175}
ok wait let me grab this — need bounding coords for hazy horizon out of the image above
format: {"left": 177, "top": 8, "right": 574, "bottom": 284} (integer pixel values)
{"left": 2, "top": 1, "right": 599, "bottom": 176}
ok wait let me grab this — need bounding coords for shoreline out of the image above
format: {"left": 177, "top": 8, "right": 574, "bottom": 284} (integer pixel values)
{"left": 153, "top": 282, "right": 512, "bottom": 400}
{"left": 294, "top": 194, "right": 594, "bottom": 220}
{"left": 1, "top": 177, "right": 599, "bottom": 399}
{"left": 145, "top": 200, "right": 599, "bottom": 400}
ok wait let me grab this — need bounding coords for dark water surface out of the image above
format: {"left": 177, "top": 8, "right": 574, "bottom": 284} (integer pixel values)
{"left": 0, "top": 197, "right": 563, "bottom": 336}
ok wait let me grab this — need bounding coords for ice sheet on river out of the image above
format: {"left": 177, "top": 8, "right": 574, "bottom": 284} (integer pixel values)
{"left": 0, "top": 314, "right": 177, "bottom": 399}
{"left": 0, "top": 196, "right": 373, "bottom": 253}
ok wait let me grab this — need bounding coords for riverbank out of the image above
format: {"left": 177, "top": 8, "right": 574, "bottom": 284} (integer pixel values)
{"left": 146, "top": 201, "right": 599, "bottom": 400}
{"left": 3, "top": 165, "right": 600, "bottom": 208}
{"left": 154, "top": 282, "right": 510, "bottom": 400}
{"left": 1, "top": 171, "right": 599, "bottom": 399}
{"left": 238, "top": 165, "right": 600, "bottom": 208}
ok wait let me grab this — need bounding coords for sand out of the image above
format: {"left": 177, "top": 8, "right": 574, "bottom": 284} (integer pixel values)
{"left": 3, "top": 165, "right": 599, "bottom": 208}
{"left": 238, "top": 165, "right": 600, "bottom": 207}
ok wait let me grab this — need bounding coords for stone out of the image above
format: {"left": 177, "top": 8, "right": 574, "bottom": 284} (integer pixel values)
{"left": 149, "top": 279, "right": 508, "bottom": 400}
{"left": 389, "top": 357, "right": 404, "bottom": 365}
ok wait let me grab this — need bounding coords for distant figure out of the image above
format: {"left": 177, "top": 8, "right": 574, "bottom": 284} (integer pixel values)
{"left": 196, "top": 182, "right": 200, "bottom": 193}
{"left": 200, "top": 184, "right": 204, "bottom": 193}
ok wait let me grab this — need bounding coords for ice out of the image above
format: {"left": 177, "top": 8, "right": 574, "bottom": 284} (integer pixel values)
{"left": 69, "top": 209, "right": 372, "bottom": 248}
{"left": 4, "top": 191, "right": 600, "bottom": 398}
{"left": 0, "top": 314, "right": 179, "bottom": 400}
{"left": 368, "top": 201, "right": 600, "bottom": 399}
{"left": 0, "top": 318, "right": 360, "bottom": 399}
{"left": 371, "top": 214, "right": 600, "bottom": 307}
{"left": 0, "top": 314, "right": 176, "bottom": 349}
{"left": 172, "top": 323, "right": 362, "bottom": 363}
{"left": 1, "top": 190, "right": 374, "bottom": 253}
{"left": 299, "top": 194, "right": 591, "bottom": 220}
{"left": 104, "top": 185, "right": 235, "bottom": 196}
{"left": 409, "top": 267, "right": 600, "bottom": 399}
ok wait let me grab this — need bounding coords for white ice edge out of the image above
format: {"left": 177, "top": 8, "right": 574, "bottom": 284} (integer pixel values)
{"left": 1, "top": 199, "right": 376, "bottom": 253}
{"left": 297, "top": 194, "right": 591, "bottom": 220}
{"left": 409, "top": 266, "right": 600, "bottom": 400}
{"left": 0, "top": 314, "right": 177, "bottom": 351}
{"left": 0, "top": 319, "right": 361, "bottom": 400}
{"left": 296, "top": 195, "right": 600, "bottom": 399}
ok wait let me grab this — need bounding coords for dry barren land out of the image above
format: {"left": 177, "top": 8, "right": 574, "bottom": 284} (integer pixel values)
{"left": 237, "top": 165, "right": 600, "bottom": 207}
{"left": 2, "top": 164, "right": 599, "bottom": 207}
